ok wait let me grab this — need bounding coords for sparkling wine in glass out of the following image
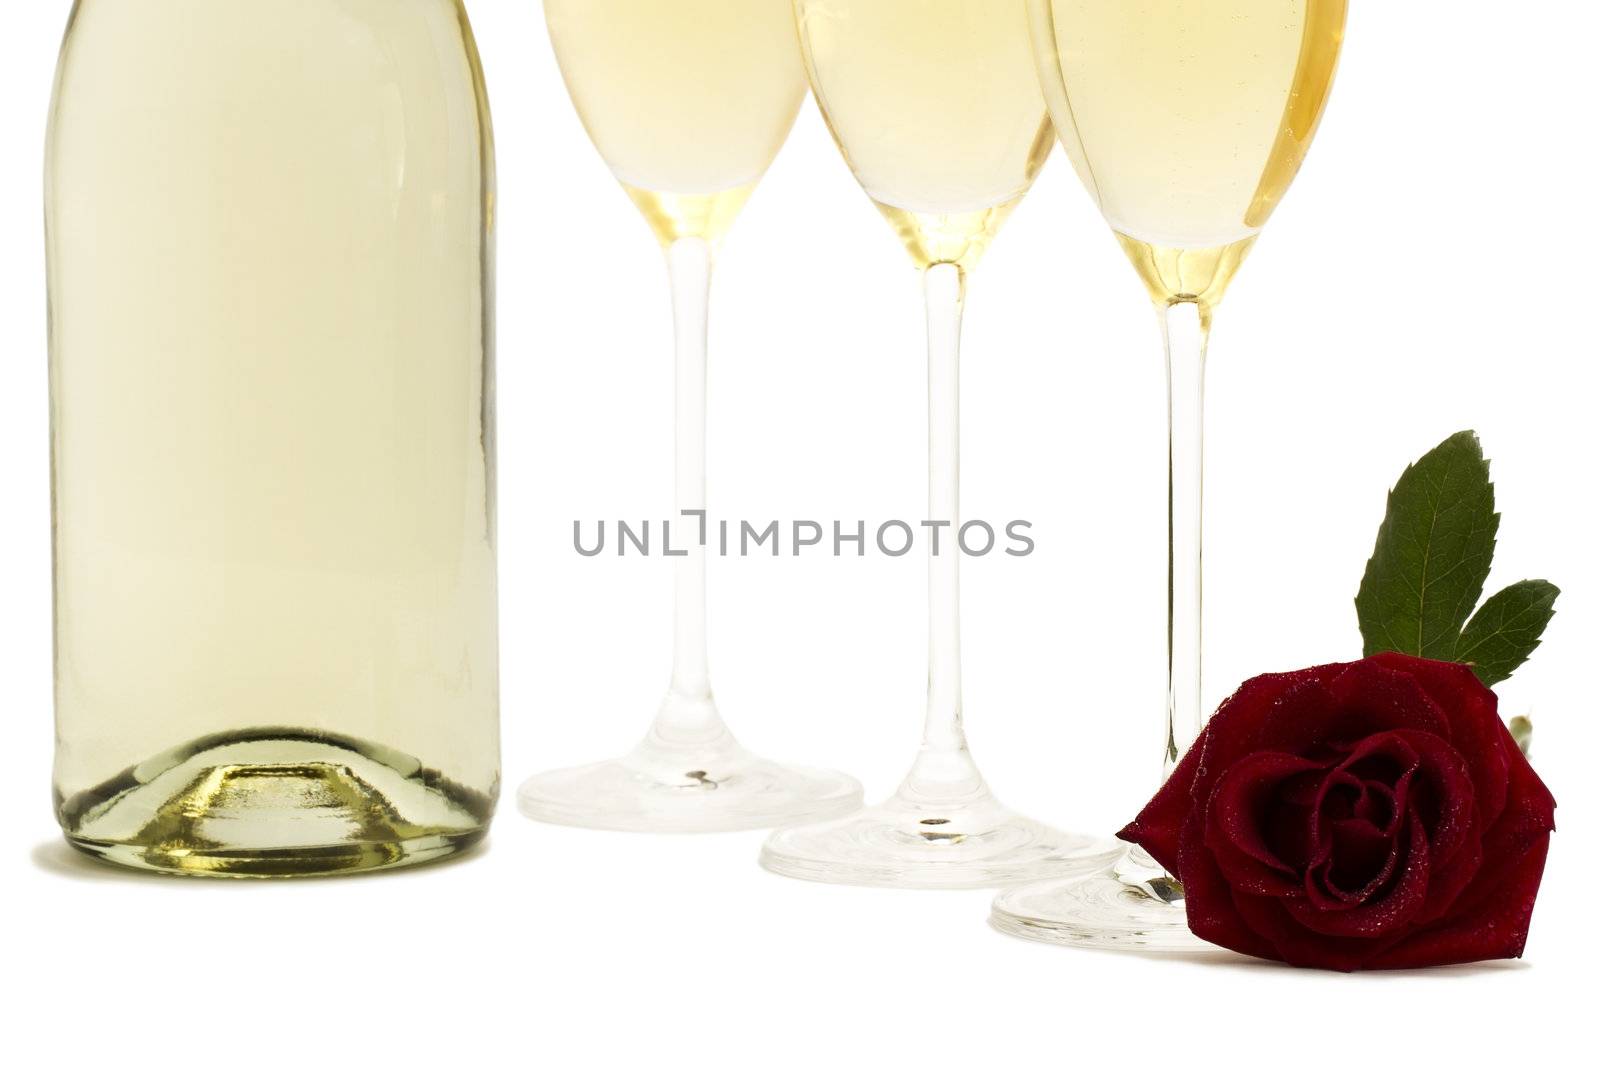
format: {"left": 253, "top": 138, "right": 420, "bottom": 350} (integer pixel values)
{"left": 991, "top": 0, "right": 1346, "bottom": 945}
{"left": 758, "top": 0, "right": 1119, "bottom": 888}
{"left": 518, "top": 0, "right": 862, "bottom": 831}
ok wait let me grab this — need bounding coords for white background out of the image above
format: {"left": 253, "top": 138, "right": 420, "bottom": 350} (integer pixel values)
{"left": 2, "top": 2, "right": 1595, "bottom": 1063}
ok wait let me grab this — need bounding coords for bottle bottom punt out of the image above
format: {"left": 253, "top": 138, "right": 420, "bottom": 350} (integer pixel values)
{"left": 56, "top": 729, "right": 495, "bottom": 878}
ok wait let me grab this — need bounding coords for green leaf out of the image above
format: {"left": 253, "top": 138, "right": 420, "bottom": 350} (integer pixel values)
{"left": 1455, "top": 579, "right": 1560, "bottom": 687}
{"left": 1356, "top": 431, "right": 1499, "bottom": 659}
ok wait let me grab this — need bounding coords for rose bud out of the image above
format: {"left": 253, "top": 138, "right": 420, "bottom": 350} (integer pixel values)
{"left": 1120, "top": 653, "right": 1556, "bottom": 971}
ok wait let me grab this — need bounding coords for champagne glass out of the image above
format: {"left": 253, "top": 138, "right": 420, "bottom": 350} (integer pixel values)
{"left": 758, "top": 0, "right": 1119, "bottom": 888}
{"left": 519, "top": 0, "right": 862, "bottom": 831}
{"left": 991, "top": 0, "right": 1346, "bottom": 945}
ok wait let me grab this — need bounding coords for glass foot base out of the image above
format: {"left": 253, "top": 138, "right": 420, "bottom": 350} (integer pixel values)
{"left": 759, "top": 793, "right": 1119, "bottom": 889}
{"left": 57, "top": 729, "right": 493, "bottom": 878}
{"left": 517, "top": 738, "right": 862, "bottom": 833}
{"left": 989, "top": 849, "right": 1214, "bottom": 951}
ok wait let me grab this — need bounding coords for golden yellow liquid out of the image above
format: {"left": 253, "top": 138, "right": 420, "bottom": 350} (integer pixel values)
{"left": 1031, "top": 0, "right": 1346, "bottom": 304}
{"left": 47, "top": 0, "right": 499, "bottom": 875}
{"left": 795, "top": 0, "right": 1054, "bottom": 271}
{"left": 545, "top": 0, "right": 807, "bottom": 244}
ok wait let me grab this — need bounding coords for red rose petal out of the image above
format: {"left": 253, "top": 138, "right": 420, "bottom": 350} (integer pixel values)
{"left": 1388, "top": 728, "right": 1478, "bottom": 866}
{"left": 1302, "top": 733, "right": 1415, "bottom": 884}
{"left": 1333, "top": 729, "right": 1421, "bottom": 790}
{"left": 1289, "top": 808, "right": 1432, "bottom": 938}
{"left": 1318, "top": 817, "right": 1397, "bottom": 902}
{"left": 1375, "top": 653, "right": 1509, "bottom": 824}
{"left": 1267, "top": 659, "right": 1459, "bottom": 751}
{"left": 1352, "top": 780, "right": 1400, "bottom": 832}
{"left": 1262, "top": 785, "right": 1322, "bottom": 872}
{"left": 1174, "top": 824, "right": 1282, "bottom": 962}
{"left": 1229, "top": 891, "right": 1396, "bottom": 971}
{"left": 1203, "top": 668, "right": 1345, "bottom": 772}
{"left": 1364, "top": 832, "right": 1551, "bottom": 969}
{"left": 1317, "top": 730, "right": 1416, "bottom": 802}
{"left": 1390, "top": 731, "right": 1556, "bottom": 953}
{"left": 1413, "top": 826, "right": 1484, "bottom": 926}
{"left": 1202, "top": 751, "right": 1327, "bottom": 896}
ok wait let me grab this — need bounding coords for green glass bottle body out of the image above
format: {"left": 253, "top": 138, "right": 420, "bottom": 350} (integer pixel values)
{"left": 46, "top": 0, "right": 499, "bottom": 876}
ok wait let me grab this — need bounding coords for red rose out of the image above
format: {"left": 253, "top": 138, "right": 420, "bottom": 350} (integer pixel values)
{"left": 1121, "top": 653, "right": 1556, "bottom": 970}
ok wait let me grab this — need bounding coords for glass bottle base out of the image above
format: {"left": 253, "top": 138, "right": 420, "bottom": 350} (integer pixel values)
{"left": 988, "top": 847, "right": 1216, "bottom": 951}
{"left": 63, "top": 828, "right": 487, "bottom": 878}
{"left": 56, "top": 729, "right": 494, "bottom": 878}
{"left": 517, "top": 736, "right": 863, "bottom": 833}
{"left": 759, "top": 793, "right": 1119, "bottom": 890}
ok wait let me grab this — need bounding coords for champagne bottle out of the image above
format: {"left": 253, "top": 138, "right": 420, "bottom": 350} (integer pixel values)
{"left": 46, "top": 0, "right": 500, "bottom": 876}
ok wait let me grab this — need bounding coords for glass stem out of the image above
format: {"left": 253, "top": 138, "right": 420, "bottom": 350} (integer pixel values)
{"left": 1161, "top": 300, "right": 1211, "bottom": 780}
{"left": 897, "top": 262, "right": 986, "bottom": 806}
{"left": 648, "top": 235, "right": 729, "bottom": 750}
